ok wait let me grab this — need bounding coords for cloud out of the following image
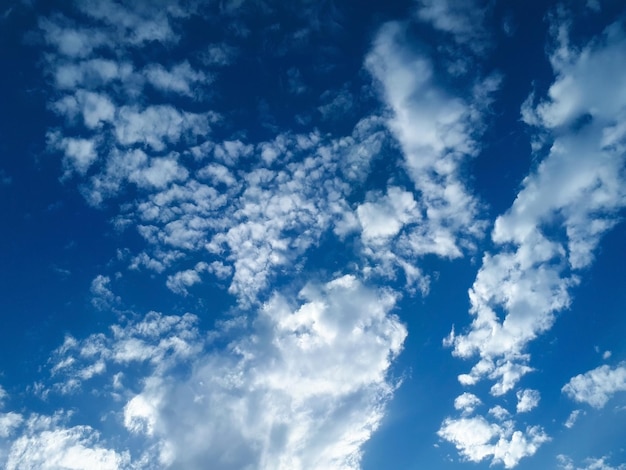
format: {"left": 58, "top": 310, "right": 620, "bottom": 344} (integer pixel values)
{"left": 39, "top": 16, "right": 110, "bottom": 58}
{"left": 454, "top": 392, "right": 482, "bottom": 416}
{"left": 144, "top": 61, "right": 210, "bottom": 97}
{"left": 0, "top": 388, "right": 23, "bottom": 439}
{"left": 438, "top": 415, "right": 548, "bottom": 468}
{"left": 365, "top": 22, "right": 486, "bottom": 249}
{"left": 52, "top": 58, "right": 135, "bottom": 91}
{"left": 166, "top": 262, "right": 209, "bottom": 295}
{"left": 360, "top": 20, "right": 494, "bottom": 290}
{"left": 4, "top": 415, "right": 130, "bottom": 470}
{"left": 415, "top": 0, "right": 492, "bottom": 54}
{"left": 357, "top": 187, "right": 420, "bottom": 241}
{"left": 438, "top": 12, "right": 626, "bottom": 468}
{"left": 446, "top": 16, "right": 626, "bottom": 396}
{"left": 558, "top": 454, "right": 626, "bottom": 470}
{"left": 562, "top": 363, "right": 626, "bottom": 408}
{"left": 564, "top": 409, "right": 582, "bottom": 428}
{"left": 36, "top": 275, "right": 407, "bottom": 469}
{"left": 90, "top": 275, "right": 120, "bottom": 311}
{"left": 516, "top": 389, "right": 540, "bottom": 413}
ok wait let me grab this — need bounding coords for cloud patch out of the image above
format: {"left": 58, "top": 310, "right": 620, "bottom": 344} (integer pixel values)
{"left": 562, "top": 363, "right": 626, "bottom": 408}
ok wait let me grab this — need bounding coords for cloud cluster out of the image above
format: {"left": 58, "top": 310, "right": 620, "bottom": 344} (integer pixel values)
{"left": 24, "top": 276, "right": 406, "bottom": 469}
{"left": 19, "top": 1, "right": 625, "bottom": 469}
{"left": 360, "top": 20, "right": 496, "bottom": 291}
{"left": 4, "top": 415, "right": 130, "bottom": 470}
{"left": 446, "top": 16, "right": 626, "bottom": 395}
{"left": 438, "top": 413, "right": 548, "bottom": 468}
{"left": 439, "top": 10, "right": 626, "bottom": 467}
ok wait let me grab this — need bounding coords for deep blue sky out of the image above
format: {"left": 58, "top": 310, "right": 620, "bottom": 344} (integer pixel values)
{"left": 0, "top": 1, "right": 625, "bottom": 469}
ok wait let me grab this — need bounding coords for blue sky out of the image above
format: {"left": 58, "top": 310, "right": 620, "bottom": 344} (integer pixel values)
{"left": 0, "top": 0, "right": 625, "bottom": 468}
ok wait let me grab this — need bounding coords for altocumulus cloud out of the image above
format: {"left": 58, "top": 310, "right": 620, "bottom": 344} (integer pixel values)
{"left": 0, "top": 0, "right": 625, "bottom": 469}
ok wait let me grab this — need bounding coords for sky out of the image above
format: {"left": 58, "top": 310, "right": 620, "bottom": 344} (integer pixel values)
{"left": 0, "top": 0, "right": 625, "bottom": 469}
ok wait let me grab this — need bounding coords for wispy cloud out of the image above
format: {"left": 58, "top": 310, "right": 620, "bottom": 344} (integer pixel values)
{"left": 558, "top": 454, "right": 626, "bottom": 470}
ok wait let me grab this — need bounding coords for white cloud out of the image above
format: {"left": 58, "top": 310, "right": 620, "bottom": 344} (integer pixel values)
{"left": 5, "top": 415, "right": 129, "bottom": 470}
{"left": 40, "top": 275, "right": 407, "bottom": 470}
{"left": 131, "top": 276, "right": 405, "bottom": 469}
{"left": 46, "top": 311, "right": 202, "bottom": 397}
{"left": 47, "top": 132, "right": 99, "bottom": 177}
{"left": 53, "top": 58, "right": 134, "bottom": 90}
{"left": 73, "top": 0, "right": 187, "bottom": 46}
{"left": 144, "top": 61, "right": 210, "bottom": 97}
{"left": 0, "top": 387, "right": 23, "bottom": 440}
{"left": 39, "top": 16, "right": 110, "bottom": 58}
{"left": 359, "top": 21, "right": 494, "bottom": 290}
{"left": 357, "top": 187, "right": 419, "bottom": 241}
{"left": 438, "top": 415, "right": 548, "bottom": 468}
{"left": 366, "top": 22, "right": 485, "bottom": 253}
{"left": 0, "top": 413, "right": 23, "bottom": 439}
{"left": 564, "top": 409, "right": 582, "bottom": 428}
{"left": 562, "top": 363, "right": 626, "bottom": 408}
{"left": 454, "top": 392, "right": 482, "bottom": 416}
{"left": 446, "top": 17, "right": 626, "bottom": 397}
{"left": 90, "top": 275, "right": 120, "bottom": 311}
{"left": 489, "top": 406, "right": 511, "bottom": 421}
{"left": 415, "top": 0, "right": 491, "bottom": 54}
{"left": 53, "top": 90, "right": 116, "bottom": 130}
{"left": 114, "top": 105, "right": 212, "bottom": 152}
{"left": 166, "top": 262, "right": 209, "bottom": 295}
{"left": 523, "top": 21, "right": 626, "bottom": 130}
{"left": 558, "top": 454, "right": 626, "bottom": 470}
{"left": 516, "top": 389, "right": 540, "bottom": 413}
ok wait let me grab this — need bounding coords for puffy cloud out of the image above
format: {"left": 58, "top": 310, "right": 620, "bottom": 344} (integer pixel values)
{"left": 446, "top": 17, "right": 626, "bottom": 397}
{"left": 522, "top": 21, "right": 626, "bottom": 130}
{"left": 39, "top": 275, "right": 406, "bottom": 470}
{"left": 0, "top": 413, "right": 23, "bottom": 439}
{"left": 357, "top": 187, "right": 420, "bottom": 241}
{"left": 166, "top": 262, "right": 209, "bottom": 295}
{"left": 454, "top": 392, "right": 482, "bottom": 416}
{"left": 439, "top": 14, "right": 626, "bottom": 468}
{"left": 39, "top": 16, "right": 110, "bottom": 58}
{"left": 129, "top": 276, "right": 405, "bottom": 469}
{"left": 47, "top": 132, "right": 100, "bottom": 177}
{"left": 113, "top": 106, "right": 212, "bottom": 152}
{"left": 200, "top": 43, "right": 238, "bottom": 66}
{"left": 438, "top": 415, "right": 548, "bottom": 468}
{"left": 5, "top": 415, "right": 129, "bottom": 470}
{"left": 360, "top": 21, "right": 495, "bottom": 290}
{"left": 516, "top": 389, "right": 540, "bottom": 413}
{"left": 366, "top": 22, "right": 486, "bottom": 250}
{"left": 0, "top": 389, "right": 23, "bottom": 439}
{"left": 73, "top": 0, "right": 188, "bottom": 47}
{"left": 53, "top": 59, "right": 135, "bottom": 90}
{"left": 562, "top": 363, "right": 626, "bottom": 408}
{"left": 144, "top": 61, "right": 210, "bottom": 97}
{"left": 46, "top": 311, "right": 202, "bottom": 396}
{"left": 52, "top": 90, "right": 115, "bottom": 129}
